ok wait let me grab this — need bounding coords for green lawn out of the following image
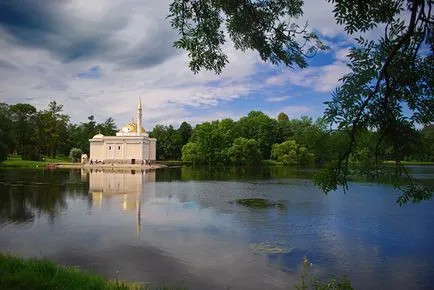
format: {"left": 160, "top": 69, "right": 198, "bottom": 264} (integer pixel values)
{"left": 383, "top": 160, "right": 434, "bottom": 166}
{"left": 0, "top": 154, "right": 73, "bottom": 169}
{"left": 0, "top": 254, "right": 184, "bottom": 290}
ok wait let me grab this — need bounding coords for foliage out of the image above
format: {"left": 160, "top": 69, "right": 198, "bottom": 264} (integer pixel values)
{"left": 69, "top": 148, "right": 83, "bottom": 163}
{"left": 9, "top": 103, "right": 38, "bottom": 160}
{"left": 316, "top": 0, "right": 434, "bottom": 203}
{"left": 235, "top": 111, "right": 280, "bottom": 159}
{"left": 181, "top": 142, "right": 201, "bottom": 164}
{"left": 0, "top": 140, "right": 7, "bottom": 163}
{"left": 0, "top": 103, "right": 14, "bottom": 153}
{"left": 188, "top": 119, "right": 235, "bottom": 164}
{"left": 169, "top": 0, "right": 434, "bottom": 203}
{"left": 0, "top": 102, "right": 119, "bottom": 162}
{"left": 271, "top": 139, "right": 315, "bottom": 165}
{"left": 0, "top": 254, "right": 185, "bottom": 290}
{"left": 277, "top": 112, "right": 289, "bottom": 122}
{"left": 149, "top": 122, "right": 192, "bottom": 160}
{"left": 295, "top": 256, "right": 354, "bottom": 290}
{"left": 227, "top": 137, "right": 261, "bottom": 165}
{"left": 168, "top": 0, "right": 327, "bottom": 74}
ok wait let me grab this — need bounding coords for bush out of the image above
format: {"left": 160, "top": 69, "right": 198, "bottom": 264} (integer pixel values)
{"left": 69, "top": 148, "right": 83, "bottom": 163}
{"left": 271, "top": 139, "right": 315, "bottom": 165}
{"left": 227, "top": 137, "right": 262, "bottom": 165}
{"left": 181, "top": 142, "right": 201, "bottom": 164}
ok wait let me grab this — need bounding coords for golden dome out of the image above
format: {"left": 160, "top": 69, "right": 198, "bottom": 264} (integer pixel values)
{"left": 120, "top": 121, "right": 146, "bottom": 133}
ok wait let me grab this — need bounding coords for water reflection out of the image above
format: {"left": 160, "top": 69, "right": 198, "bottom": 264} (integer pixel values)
{"left": 1, "top": 167, "right": 434, "bottom": 289}
{"left": 0, "top": 170, "right": 77, "bottom": 225}
{"left": 87, "top": 169, "right": 156, "bottom": 237}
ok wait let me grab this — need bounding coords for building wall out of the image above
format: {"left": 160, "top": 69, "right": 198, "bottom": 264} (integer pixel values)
{"left": 90, "top": 142, "right": 104, "bottom": 161}
{"left": 143, "top": 140, "right": 150, "bottom": 160}
{"left": 125, "top": 143, "right": 142, "bottom": 160}
{"left": 149, "top": 139, "right": 156, "bottom": 161}
{"left": 89, "top": 136, "right": 156, "bottom": 161}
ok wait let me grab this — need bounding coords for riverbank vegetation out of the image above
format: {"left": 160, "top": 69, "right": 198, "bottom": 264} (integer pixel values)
{"left": 0, "top": 154, "right": 71, "bottom": 169}
{"left": 0, "top": 254, "right": 185, "bottom": 290}
{"left": 0, "top": 253, "right": 352, "bottom": 290}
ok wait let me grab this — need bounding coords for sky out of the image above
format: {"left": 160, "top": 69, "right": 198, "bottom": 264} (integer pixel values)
{"left": 0, "top": 0, "right": 360, "bottom": 130}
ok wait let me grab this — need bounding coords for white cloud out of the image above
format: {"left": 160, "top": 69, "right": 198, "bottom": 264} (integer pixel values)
{"left": 265, "top": 60, "right": 349, "bottom": 93}
{"left": 266, "top": 106, "right": 314, "bottom": 119}
{"left": 0, "top": 0, "right": 358, "bottom": 129}
{"left": 265, "top": 96, "right": 292, "bottom": 103}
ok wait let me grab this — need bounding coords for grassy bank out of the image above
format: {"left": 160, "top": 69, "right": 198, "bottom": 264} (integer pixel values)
{"left": 383, "top": 160, "right": 434, "bottom": 166}
{"left": 0, "top": 155, "right": 73, "bottom": 169}
{"left": 0, "top": 254, "right": 183, "bottom": 290}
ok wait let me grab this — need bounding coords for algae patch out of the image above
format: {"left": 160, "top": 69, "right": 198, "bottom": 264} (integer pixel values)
{"left": 234, "top": 198, "right": 286, "bottom": 209}
{"left": 249, "top": 243, "right": 292, "bottom": 254}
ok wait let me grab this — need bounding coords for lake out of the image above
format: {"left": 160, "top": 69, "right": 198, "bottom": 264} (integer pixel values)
{"left": 1, "top": 166, "right": 434, "bottom": 289}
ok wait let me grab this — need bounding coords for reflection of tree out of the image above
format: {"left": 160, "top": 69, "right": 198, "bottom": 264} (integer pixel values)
{"left": 167, "top": 166, "right": 315, "bottom": 181}
{"left": 0, "top": 189, "right": 35, "bottom": 223}
{"left": 0, "top": 170, "right": 88, "bottom": 224}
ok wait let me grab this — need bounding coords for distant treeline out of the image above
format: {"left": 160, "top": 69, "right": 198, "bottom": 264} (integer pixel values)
{"left": 1, "top": 102, "right": 433, "bottom": 165}
{"left": 0, "top": 102, "right": 117, "bottom": 161}
{"left": 149, "top": 111, "right": 434, "bottom": 165}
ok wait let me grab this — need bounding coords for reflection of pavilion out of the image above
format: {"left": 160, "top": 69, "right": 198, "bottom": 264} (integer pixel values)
{"left": 85, "top": 169, "right": 156, "bottom": 237}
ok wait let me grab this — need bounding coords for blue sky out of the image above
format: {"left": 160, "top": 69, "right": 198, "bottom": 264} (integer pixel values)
{"left": 0, "top": 0, "right": 364, "bottom": 130}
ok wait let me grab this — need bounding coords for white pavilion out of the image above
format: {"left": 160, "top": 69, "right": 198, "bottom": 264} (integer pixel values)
{"left": 89, "top": 98, "right": 156, "bottom": 163}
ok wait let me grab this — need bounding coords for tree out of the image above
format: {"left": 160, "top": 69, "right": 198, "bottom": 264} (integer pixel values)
{"left": 181, "top": 142, "right": 201, "bottom": 164}
{"left": 168, "top": 0, "right": 327, "bottom": 74}
{"left": 227, "top": 137, "right": 262, "bottom": 165}
{"left": 320, "top": 0, "right": 434, "bottom": 204}
{"left": 69, "top": 148, "right": 83, "bottom": 163}
{"left": 188, "top": 120, "right": 235, "bottom": 164}
{"left": 10, "top": 103, "right": 39, "bottom": 160}
{"left": 178, "top": 121, "right": 193, "bottom": 145}
{"left": 41, "top": 101, "right": 69, "bottom": 158}
{"left": 0, "top": 129, "right": 8, "bottom": 162}
{"left": 271, "top": 139, "right": 314, "bottom": 165}
{"left": 420, "top": 125, "right": 434, "bottom": 161}
{"left": 235, "top": 111, "right": 280, "bottom": 159}
{"left": 97, "top": 117, "right": 117, "bottom": 136}
{"left": 0, "top": 103, "right": 14, "bottom": 153}
{"left": 277, "top": 112, "right": 289, "bottom": 122}
{"left": 169, "top": 0, "right": 434, "bottom": 204}
{"left": 149, "top": 124, "right": 182, "bottom": 160}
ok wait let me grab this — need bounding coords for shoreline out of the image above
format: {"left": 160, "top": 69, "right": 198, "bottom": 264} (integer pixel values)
{"left": 0, "top": 253, "right": 181, "bottom": 290}
{"left": 57, "top": 163, "right": 167, "bottom": 170}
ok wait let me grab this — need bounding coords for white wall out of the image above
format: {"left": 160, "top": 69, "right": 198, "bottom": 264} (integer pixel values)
{"left": 90, "top": 142, "right": 104, "bottom": 160}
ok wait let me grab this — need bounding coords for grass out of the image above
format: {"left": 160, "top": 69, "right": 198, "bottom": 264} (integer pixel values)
{"left": 0, "top": 254, "right": 185, "bottom": 290}
{"left": 0, "top": 155, "right": 73, "bottom": 169}
{"left": 383, "top": 160, "right": 434, "bottom": 166}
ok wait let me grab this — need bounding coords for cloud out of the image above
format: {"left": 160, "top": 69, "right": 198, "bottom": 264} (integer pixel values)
{"left": 0, "top": 0, "right": 356, "bottom": 129}
{"left": 266, "top": 106, "right": 314, "bottom": 120}
{"left": 0, "top": 0, "right": 178, "bottom": 69}
{"left": 76, "top": 66, "right": 102, "bottom": 79}
{"left": 264, "top": 41, "right": 351, "bottom": 94}
{"left": 0, "top": 59, "right": 20, "bottom": 70}
{"left": 265, "top": 96, "right": 292, "bottom": 103}
{"left": 265, "top": 61, "right": 349, "bottom": 93}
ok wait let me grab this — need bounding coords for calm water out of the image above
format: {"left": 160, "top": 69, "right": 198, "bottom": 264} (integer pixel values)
{"left": 1, "top": 166, "right": 434, "bottom": 289}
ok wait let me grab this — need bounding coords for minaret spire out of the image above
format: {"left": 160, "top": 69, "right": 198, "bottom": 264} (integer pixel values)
{"left": 137, "top": 97, "right": 142, "bottom": 134}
